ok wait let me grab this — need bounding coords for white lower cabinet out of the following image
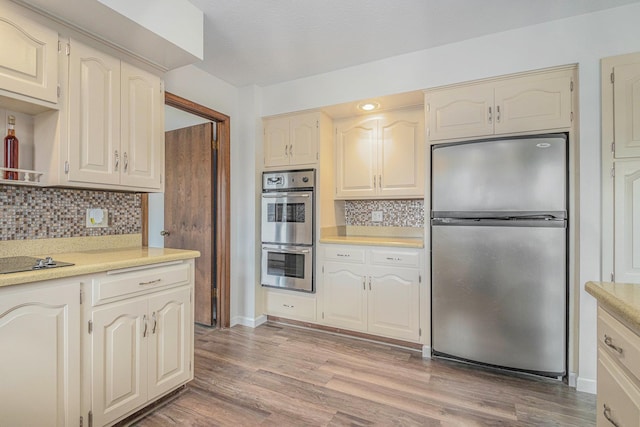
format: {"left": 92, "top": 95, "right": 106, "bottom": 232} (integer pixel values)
{"left": 596, "top": 307, "right": 640, "bottom": 426}
{"left": 0, "top": 279, "right": 81, "bottom": 427}
{"left": 85, "top": 261, "right": 194, "bottom": 427}
{"left": 321, "top": 245, "right": 422, "bottom": 342}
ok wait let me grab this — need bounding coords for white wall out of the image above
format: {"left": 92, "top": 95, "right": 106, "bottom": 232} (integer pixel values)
{"left": 249, "top": 3, "right": 640, "bottom": 393}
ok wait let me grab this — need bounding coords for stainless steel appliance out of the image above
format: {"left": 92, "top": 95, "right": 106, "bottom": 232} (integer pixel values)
{"left": 261, "top": 169, "right": 315, "bottom": 292}
{"left": 0, "top": 256, "right": 74, "bottom": 274}
{"left": 431, "top": 134, "right": 567, "bottom": 377}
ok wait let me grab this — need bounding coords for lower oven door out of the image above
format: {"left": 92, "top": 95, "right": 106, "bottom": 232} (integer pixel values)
{"left": 261, "top": 244, "right": 314, "bottom": 293}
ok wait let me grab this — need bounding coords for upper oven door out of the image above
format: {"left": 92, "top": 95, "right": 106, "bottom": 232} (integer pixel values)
{"left": 261, "top": 191, "right": 313, "bottom": 245}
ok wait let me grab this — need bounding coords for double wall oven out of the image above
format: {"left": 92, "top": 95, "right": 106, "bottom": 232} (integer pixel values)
{"left": 261, "top": 169, "right": 315, "bottom": 292}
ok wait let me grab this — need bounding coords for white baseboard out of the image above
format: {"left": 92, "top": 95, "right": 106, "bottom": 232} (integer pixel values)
{"left": 231, "top": 314, "right": 267, "bottom": 328}
{"left": 422, "top": 345, "right": 431, "bottom": 359}
{"left": 576, "top": 376, "right": 597, "bottom": 394}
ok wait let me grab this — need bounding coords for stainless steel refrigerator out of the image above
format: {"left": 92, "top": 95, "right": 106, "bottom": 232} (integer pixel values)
{"left": 431, "top": 134, "right": 567, "bottom": 377}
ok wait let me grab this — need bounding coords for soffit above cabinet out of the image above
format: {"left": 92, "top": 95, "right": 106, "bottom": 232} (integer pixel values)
{"left": 12, "top": 0, "right": 203, "bottom": 72}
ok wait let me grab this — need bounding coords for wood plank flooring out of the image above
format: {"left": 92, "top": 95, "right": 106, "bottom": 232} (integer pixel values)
{"left": 134, "top": 322, "right": 595, "bottom": 426}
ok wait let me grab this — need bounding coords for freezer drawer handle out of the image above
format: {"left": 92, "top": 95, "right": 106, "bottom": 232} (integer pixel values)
{"left": 603, "top": 334, "right": 623, "bottom": 354}
{"left": 603, "top": 404, "right": 620, "bottom": 427}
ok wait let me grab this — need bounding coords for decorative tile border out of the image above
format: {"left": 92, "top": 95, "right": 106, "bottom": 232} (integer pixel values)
{"left": 344, "top": 199, "right": 424, "bottom": 227}
{"left": 0, "top": 186, "right": 141, "bottom": 240}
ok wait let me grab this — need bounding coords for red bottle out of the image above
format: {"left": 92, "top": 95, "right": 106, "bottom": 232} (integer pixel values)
{"left": 4, "top": 115, "right": 19, "bottom": 180}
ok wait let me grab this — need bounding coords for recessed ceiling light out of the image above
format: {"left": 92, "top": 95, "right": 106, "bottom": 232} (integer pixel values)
{"left": 358, "top": 102, "right": 380, "bottom": 111}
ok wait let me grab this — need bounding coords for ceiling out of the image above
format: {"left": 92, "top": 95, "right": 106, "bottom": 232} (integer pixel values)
{"left": 187, "top": 0, "right": 640, "bottom": 87}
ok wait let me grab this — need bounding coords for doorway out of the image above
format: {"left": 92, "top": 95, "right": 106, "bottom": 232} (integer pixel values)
{"left": 142, "top": 92, "right": 231, "bottom": 328}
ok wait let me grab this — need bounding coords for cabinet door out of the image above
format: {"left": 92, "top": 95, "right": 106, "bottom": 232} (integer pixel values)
{"left": 147, "top": 286, "right": 192, "bottom": 399}
{"left": 335, "top": 118, "right": 377, "bottom": 198}
{"left": 494, "top": 72, "right": 572, "bottom": 135}
{"left": 378, "top": 109, "right": 425, "bottom": 198}
{"left": 614, "top": 159, "right": 640, "bottom": 283}
{"left": 121, "top": 62, "right": 163, "bottom": 189}
{"left": 426, "top": 84, "right": 494, "bottom": 141}
{"left": 264, "top": 116, "right": 290, "bottom": 167}
{"left": 289, "top": 113, "right": 318, "bottom": 166}
{"left": 91, "top": 298, "right": 148, "bottom": 427}
{"left": 368, "top": 266, "right": 420, "bottom": 342}
{"left": 0, "top": 1, "right": 58, "bottom": 103}
{"left": 613, "top": 62, "right": 640, "bottom": 158}
{"left": 597, "top": 349, "right": 640, "bottom": 427}
{"left": 322, "top": 261, "right": 367, "bottom": 331}
{"left": 68, "top": 39, "right": 121, "bottom": 185}
{"left": 0, "top": 281, "right": 80, "bottom": 427}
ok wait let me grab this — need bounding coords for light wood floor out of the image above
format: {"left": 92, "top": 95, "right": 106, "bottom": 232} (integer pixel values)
{"left": 135, "top": 322, "right": 596, "bottom": 426}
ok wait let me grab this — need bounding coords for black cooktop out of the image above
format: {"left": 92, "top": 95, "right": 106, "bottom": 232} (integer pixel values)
{"left": 0, "top": 256, "right": 75, "bottom": 274}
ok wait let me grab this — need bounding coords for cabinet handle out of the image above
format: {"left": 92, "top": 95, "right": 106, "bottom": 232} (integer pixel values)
{"left": 142, "top": 314, "right": 148, "bottom": 337}
{"left": 488, "top": 107, "right": 492, "bottom": 124}
{"left": 362, "top": 276, "right": 366, "bottom": 290}
{"left": 496, "top": 105, "right": 501, "bottom": 123}
{"left": 603, "top": 404, "right": 620, "bottom": 427}
{"left": 285, "top": 145, "right": 289, "bottom": 157}
{"left": 336, "top": 253, "right": 350, "bottom": 257}
{"left": 373, "top": 174, "right": 376, "bottom": 189}
{"left": 386, "top": 257, "right": 402, "bottom": 261}
{"left": 152, "top": 312, "right": 157, "bottom": 334}
{"left": 378, "top": 175, "right": 382, "bottom": 188}
{"left": 123, "top": 152, "right": 129, "bottom": 173}
{"left": 604, "top": 334, "right": 623, "bottom": 354}
{"left": 289, "top": 144, "right": 293, "bottom": 156}
{"left": 283, "top": 304, "right": 294, "bottom": 308}
{"left": 114, "top": 150, "right": 119, "bottom": 172}
{"left": 139, "top": 278, "right": 162, "bottom": 286}
{"left": 368, "top": 277, "right": 372, "bottom": 291}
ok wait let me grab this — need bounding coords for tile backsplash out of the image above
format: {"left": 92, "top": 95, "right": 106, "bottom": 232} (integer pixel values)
{"left": 344, "top": 199, "right": 424, "bottom": 227}
{"left": 0, "top": 186, "right": 141, "bottom": 240}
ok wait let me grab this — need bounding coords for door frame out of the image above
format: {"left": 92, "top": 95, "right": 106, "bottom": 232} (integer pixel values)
{"left": 142, "top": 91, "right": 231, "bottom": 328}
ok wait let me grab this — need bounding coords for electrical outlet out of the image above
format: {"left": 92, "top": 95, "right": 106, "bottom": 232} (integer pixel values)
{"left": 372, "top": 211, "right": 383, "bottom": 222}
{"left": 86, "top": 208, "right": 108, "bottom": 228}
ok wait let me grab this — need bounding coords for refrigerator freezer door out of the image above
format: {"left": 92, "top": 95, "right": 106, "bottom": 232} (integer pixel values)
{"left": 432, "top": 135, "right": 566, "bottom": 216}
{"left": 431, "top": 223, "right": 566, "bottom": 375}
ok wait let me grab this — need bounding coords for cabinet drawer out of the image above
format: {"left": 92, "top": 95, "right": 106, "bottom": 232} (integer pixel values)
{"left": 265, "top": 290, "right": 316, "bottom": 322}
{"left": 370, "top": 249, "right": 420, "bottom": 268}
{"left": 323, "top": 246, "right": 365, "bottom": 263}
{"left": 597, "top": 349, "right": 640, "bottom": 427}
{"left": 92, "top": 263, "right": 190, "bottom": 306}
{"left": 598, "top": 307, "right": 640, "bottom": 382}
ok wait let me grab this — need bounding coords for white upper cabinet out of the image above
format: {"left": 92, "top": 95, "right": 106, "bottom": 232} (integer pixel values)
{"left": 264, "top": 112, "right": 318, "bottom": 168}
{"left": 426, "top": 68, "right": 574, "bottom": 142}
{"left": 335, "top": 108, "right": 424, "bottom": 199}
{"left": 0, "top": 0, "right": 58, "bottom": 105}
{"left": 36, "top": 37, "right": 165, "bottom": 192}
{"left": 614, "top": 160, "right": 640, "bottom": 283}
{"left": 613, "top": 62, "right": 640, "bottom": 158}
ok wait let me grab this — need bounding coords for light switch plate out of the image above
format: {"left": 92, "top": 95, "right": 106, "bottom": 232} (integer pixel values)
{"left": 86, "top": 208, "right": 108, "bottom": 228}
{"left": 372, "top": 211, "right": 383, "bottom": 222}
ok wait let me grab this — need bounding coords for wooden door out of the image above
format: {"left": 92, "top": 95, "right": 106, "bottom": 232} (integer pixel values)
{"left": 164, "top": 123, "right": 215, "bottom": 325}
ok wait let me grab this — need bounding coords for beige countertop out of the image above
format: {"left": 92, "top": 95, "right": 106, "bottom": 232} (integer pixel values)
{"left": 0, "top": 246, "right": 200, "bottom": 288}
{"left": 320, "top": 226, "right": 425, "bottom": 248}
{"left": 586, "top": 281, "right": 640, "bottom": 333}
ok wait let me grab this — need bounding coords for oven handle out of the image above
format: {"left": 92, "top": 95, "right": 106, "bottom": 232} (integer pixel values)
{"left": 262, "top": 193, "right": 310, "bottom": 198}
{"left": 263, "top": 246, "right": 311, "bottom": 254}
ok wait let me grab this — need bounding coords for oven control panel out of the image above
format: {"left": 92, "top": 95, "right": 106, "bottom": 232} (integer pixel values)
{"left": 263, "top": 169, "right": 315, "bottom": 191}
